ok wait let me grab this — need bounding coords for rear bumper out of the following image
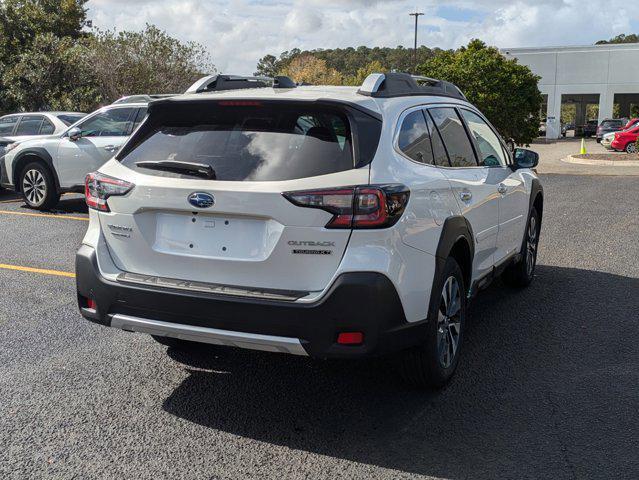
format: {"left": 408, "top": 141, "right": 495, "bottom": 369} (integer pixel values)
{"left": 75, "top": 245, "right": 428, "bottom": 359}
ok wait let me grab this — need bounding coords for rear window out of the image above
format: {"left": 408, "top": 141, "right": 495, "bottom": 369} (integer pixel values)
{"left": 120, "top": 103, "right": 358, "bottom": 181}
{"left": 601, "top": 120, "right": 622, "bottom": 128}
{"left": 56, "top": 114, "right": 86, "bottom": 126}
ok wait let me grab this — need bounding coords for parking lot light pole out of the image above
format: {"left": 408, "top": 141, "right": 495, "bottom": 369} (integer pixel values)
{"left": 409, "top": 11, "right": 424, "bottom": 73}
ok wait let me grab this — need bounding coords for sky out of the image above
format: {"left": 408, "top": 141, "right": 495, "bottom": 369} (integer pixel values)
{"left": 87, "top": 0, "right": 639, "bottom": 75}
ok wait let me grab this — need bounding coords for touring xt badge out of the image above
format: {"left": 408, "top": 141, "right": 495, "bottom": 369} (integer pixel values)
{"left": 288, "top": 240, "right": 334, "bottom": 255}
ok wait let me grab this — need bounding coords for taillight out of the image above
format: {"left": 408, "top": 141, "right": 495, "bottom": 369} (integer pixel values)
{"left": 85, "top": 172, "right": 134, "bottom": 212}
{"left": 283, "top": 184, "right": 409, "bottom": 229}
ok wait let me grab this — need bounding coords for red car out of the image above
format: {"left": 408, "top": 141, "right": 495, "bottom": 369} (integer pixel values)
{"left": 611, "top": 124, "right": 639, "bottom": 153}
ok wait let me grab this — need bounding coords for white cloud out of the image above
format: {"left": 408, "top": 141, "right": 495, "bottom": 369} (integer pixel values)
{"left": 86, "top": 0, "right": 639, "bottom": 75}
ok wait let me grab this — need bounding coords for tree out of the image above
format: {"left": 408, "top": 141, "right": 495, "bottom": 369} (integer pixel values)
{"left": 2, "top": 33, "right": 98, "bottom": 111}
{"left": 256, "top": 46, "right": 439, "bottom": 81}
{"left": 254, "top": 54, "right": 278, "bottom": 77}
{"left": 86, "top": 25, "right": 215, "bottom": 103}
{"left": 0, "top": 0, "right": 90, "bottom": 112}
{"left": 281, "top": 55, "right": 343, "bottom": 85}
{"left": 343, "top": 60, "right": 386, "bottom": 86}
{"left": 596, "top": 34, "right": 639, "bottom": 45}
{"left": 419, "top": 40, "right": 543, "bottom": 145}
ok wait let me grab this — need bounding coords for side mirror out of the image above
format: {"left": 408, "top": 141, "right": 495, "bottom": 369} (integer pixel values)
{"left": 513, "top": 148, "right": 539, "bottom": 169}
{"left": 68, "top": 127, "right": 82, "bottom": 141}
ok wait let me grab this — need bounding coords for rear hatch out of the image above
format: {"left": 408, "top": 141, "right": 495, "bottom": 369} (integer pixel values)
{"left": 99, "top": 98, "right": 381, "bottom": 295}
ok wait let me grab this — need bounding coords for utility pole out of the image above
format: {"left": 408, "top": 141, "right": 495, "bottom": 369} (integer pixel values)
{"left": 409, "top": 11, "right": 424, "bottom": 73}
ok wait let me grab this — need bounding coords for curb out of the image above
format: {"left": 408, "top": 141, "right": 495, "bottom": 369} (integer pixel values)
{"left": 561, "top": 155, "right": 639, "bottom": 167}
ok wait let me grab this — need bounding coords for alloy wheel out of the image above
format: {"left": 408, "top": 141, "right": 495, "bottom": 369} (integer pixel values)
{"left": 437, "top": 276, "right": 462, "bottom": 369}
{"left": 22, "top": 169, "right": 46, "bottom": 206}
{"left": 626, "top": 143, "right": 636, "bottom": 154}
{"left": 526, "top": 216, "right": 538, "bottom": 277}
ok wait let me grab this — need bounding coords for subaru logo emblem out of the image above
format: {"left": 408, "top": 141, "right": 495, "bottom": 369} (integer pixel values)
{"left": 188, "top": 192, "right": 215, "bottom": 209}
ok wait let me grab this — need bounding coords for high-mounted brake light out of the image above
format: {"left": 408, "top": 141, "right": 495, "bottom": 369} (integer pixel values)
{"left": 85, "top": 172, "right": 134, "bottom": 212}
{"left": 218, "top": 100, "right": 263, "bottom": 107}
{"left": 283, "top": 184, "right": 409, "bottom": 229}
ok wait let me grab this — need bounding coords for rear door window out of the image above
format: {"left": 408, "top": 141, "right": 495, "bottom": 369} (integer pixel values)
{"left": 428, "top": 108, "right": 477, "bottom": 167}
{"left": 120, "top": 103, "right": 356, "bottom": 181}
{"left": 15, "top": 115, "right": 44, "bottom": 135}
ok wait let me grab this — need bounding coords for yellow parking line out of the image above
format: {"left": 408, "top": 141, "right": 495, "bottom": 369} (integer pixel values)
{"left": 0, "top": 263, "right": 75, "bottom": 278}
{"left": 0, "top": 209, "right": 88, "bottom": 221}
{"left": 0, "top": 199, "right": 22, "bottom": 203}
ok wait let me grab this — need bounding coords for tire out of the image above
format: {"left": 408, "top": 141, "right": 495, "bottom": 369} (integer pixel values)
{"left": 502, "top": 207, "right": 540, "bottom": 288}
{"left": 397, "top": 256, "right": 466, "bottom": 389}
{"left": 625, "top": 142, "right": 636, "bottom": 154}
{"left": 19, "top": 161, "right": 60, "bottom": 210}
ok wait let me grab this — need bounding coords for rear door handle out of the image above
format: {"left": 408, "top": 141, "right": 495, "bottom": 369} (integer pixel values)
{"left": 497, "top": 183, "right": 507, "bottom": 194}
{"left": 459, "top": 191, "right": 472, "bottom": 202}
{"left": 103, "top": 145, "right": 119, "bottom": 152}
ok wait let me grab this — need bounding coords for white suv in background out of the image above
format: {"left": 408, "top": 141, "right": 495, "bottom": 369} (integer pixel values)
{"left": 76, "top": 73, "right": 543, "bottom": 389}
{"left": 0, "top": 111, "right": 86, "bottom": 156}
{"left": 1, "top": 103, "right": 149, "bottom": 209}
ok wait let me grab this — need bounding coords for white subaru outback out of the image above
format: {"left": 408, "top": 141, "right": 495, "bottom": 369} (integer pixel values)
{"left": 76, "top": 73, "right": 543, "bottom": 388}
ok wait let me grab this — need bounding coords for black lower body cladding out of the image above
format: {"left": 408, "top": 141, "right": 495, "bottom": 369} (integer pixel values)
{"left": 75, "top": 245, "right": 428, "bottom": 359}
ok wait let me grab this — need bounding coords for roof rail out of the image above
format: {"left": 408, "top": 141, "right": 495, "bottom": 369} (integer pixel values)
{"left": 112, "top": 94, "right": 178, "bottom": 105}
{"left": 357, "top": 73, "right": 466, "bottom": 100}
{"left": 185, "top": 74, "right": 297, "bottom": 94}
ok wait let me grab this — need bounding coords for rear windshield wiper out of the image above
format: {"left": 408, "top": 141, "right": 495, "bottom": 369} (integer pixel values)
{"left": 135, "top": 160, "right": 216, "bottom": 179}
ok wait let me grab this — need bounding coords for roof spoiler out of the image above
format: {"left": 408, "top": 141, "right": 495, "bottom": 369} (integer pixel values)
{"left": 357, "top": 73, "right": 466, "bottom": 100}
{"left": 185, "top": 74, "right": 297, "bottom": 94}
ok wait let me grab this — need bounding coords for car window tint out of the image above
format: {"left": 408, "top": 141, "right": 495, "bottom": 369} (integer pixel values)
{"left": 132, "top": 107, "right": 147, "bottom": 130}
{"left": 428, "top": 108, "right": 477, "bottom": 167}
{"left": 0, "top": 116, "right": 19, "bottom": 135}
{"left": 398, "top": 110, "right": 434, "bottom": 164}
{"left": 423, "top": 111, "right": 450, "bottom": 167}
{"left": 460, "top": 109, "right": 507, "bottom": 167}
{"left": 78, "top": 108, "right": 135, "bottom": 137}
{"left": 56, "top": 114, "right": 85, "bottom": 126}
{"left": 120, "top": 103, "right": 355, "bottom": 182}
{"left": 40, "top": 118, "right": 55, "bottom": 135}
{"left": 15, "top": 116, "right": 43, "bottom": 135}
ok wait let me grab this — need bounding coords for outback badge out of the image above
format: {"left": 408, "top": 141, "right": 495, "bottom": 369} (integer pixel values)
{"left": 188, "top": 192, "right": 215, "bottom": 209}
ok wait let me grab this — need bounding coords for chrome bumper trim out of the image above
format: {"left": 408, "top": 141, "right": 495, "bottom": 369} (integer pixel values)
{"left": 110, "top": 314, "right": 308, "bottom": 356}
{"left": 116, "top": 272, "right": 308, "bottom": 302}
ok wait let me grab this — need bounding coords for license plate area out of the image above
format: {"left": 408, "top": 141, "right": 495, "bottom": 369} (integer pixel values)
{"left": 153, "top": 212, "right": 282, "bottom": 261}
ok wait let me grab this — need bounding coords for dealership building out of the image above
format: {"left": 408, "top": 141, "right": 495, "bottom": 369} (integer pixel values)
{"left": 502, "top": 43, "right": 639, "bottom": 139}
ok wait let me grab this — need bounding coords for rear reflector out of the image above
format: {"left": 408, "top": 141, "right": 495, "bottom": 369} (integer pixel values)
{"left": 283, "top": 184, "right": 409, "bottom": 229}
{"left": 337, "top": 332, "right": 364, "bottom": 345}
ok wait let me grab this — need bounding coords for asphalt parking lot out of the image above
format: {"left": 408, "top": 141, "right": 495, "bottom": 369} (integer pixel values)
{"left": 1, "top": 174, "right": 638, "bottom": 479}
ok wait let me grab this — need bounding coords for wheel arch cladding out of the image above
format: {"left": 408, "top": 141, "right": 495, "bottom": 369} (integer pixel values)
{"left": 13, "top": 148, "right": 60, "bottom": 192}
{"left": 530, "top": 177, "right": 544, "bottom": 230}
{"left": 426, "top": 216, "right": 475, "bottom": 321}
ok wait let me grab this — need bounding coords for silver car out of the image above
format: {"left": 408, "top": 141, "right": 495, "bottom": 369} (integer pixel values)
{"left": 0, "top": 111, "right": 86, "bottom": 156}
